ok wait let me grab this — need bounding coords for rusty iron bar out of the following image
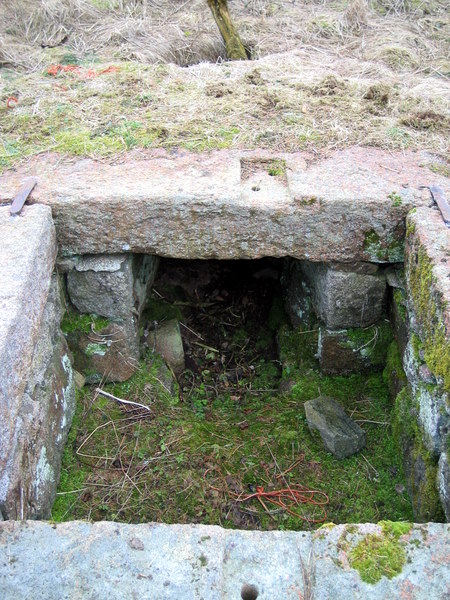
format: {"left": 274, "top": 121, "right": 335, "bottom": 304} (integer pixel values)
{"left": 421, "top": 185, "right": 450, "bottom": 228}
{"left": 429, "top": 185, "right": 450, "bottom": 228}
{"left": 9, "top": 177, "right": 38, "bottom": 216}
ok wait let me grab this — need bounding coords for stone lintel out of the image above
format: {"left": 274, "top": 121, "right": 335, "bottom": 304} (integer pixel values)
{"left": 0, "top": 147, "right": 446, "bottom": 262}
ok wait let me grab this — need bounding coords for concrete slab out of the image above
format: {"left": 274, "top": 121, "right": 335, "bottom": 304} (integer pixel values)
{"left": 0, "top": 521, "right": 448, "bottom": 599}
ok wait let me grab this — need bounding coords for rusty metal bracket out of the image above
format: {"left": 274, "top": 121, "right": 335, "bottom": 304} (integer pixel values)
{"left": 9, "top": 177, "right": 38, "bottom": 216}
{"left": 420, "top": 185, "right": 450, "bottom": 228}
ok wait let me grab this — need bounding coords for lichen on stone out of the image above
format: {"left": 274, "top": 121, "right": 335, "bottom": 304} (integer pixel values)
{"left": 363, "top": 228, "right": 404, "bottom": 262}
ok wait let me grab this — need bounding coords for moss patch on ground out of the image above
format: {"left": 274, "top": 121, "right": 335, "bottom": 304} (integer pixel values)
{"left": 53, "top": 259, "right": 412, "bottom": 529}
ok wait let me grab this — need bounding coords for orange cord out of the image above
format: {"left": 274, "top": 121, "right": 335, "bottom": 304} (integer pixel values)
{"left": 205, "top": 468, "right": 329, "bottom": 523}
{"left": 47, "top": 64, "right": 119, "bottom": 79}
{"left": 6, "top": 96, "right": 18, "bottom": 108}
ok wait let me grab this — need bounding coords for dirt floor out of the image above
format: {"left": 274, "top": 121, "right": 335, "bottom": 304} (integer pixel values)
{"left": 0, "top": 0, "right": 448, "bottom": 171}
{"left": 53, "top": 259, "right": 414, "bottom": 529}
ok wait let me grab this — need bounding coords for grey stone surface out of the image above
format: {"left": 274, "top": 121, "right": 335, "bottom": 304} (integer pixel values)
{"left": 67, "top": 254, "right": 158, "bottom": 320}
{"left": 302, "top": 262, "right": 386, "bottom": 329}
{"left": 0, "top": 521, "right": 448, "bottom": 599}
{"left": 403, "top": 338, "right": 449, "bottom": 457}
{"left": 438, "top": 452, "right": 450, "bottom": 521}
{"left": 0, "top": 205, "right": 57, "bottom": 517}
{"left": 149, "top": 320, "right": 185, "bottom": 376}
{"left": 305, "top": 396, "right": 365, "bottom": 459}
{"left": 1, "top": 275, "right": 75, "bottom": 520}
{"left": 0, "top": 147, "right": 445, "bottom": 261}
{"left": 66, "top": 317, "right": 140, "bottom": 383}
{"left": 317, "top": 325, "right": 390, "bottom": 375}
{"left": 281, "top": 259, "right": 316, "bottom": 328}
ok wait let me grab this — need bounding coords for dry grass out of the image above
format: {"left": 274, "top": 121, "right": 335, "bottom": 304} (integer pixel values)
{"left": 0, "top": 1, "right": 448, "bottom": 167}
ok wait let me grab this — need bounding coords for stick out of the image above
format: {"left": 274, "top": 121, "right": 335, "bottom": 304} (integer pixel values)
{"left": 95, "top": 388, "right": 152, "bottom": 413}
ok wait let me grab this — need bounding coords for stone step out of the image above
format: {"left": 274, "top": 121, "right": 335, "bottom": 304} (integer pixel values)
{"left": 0, "top": 521, "right": 448, "bottom": 599}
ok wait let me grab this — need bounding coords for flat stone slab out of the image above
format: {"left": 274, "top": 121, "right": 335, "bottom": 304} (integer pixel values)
{"left": 0, "top": 205, "right": 57, "bottom": 508}
{"left": 305, "top": 396, "right": 366, "bottom": 458}
{"left": 0, "top": 147, "right": 447, "bottom": 262}
{"left": 0, "top": 521, "right": 448, "bottom": 599}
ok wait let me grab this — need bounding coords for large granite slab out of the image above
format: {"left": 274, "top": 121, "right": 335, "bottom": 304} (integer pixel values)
{"left": 0, "top": 521, "right": 448, "bottom": 599}
{"left": 0, "top": 147, "right": 447, "bottom": 262}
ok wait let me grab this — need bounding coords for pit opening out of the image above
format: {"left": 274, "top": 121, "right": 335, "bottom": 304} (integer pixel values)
{"left": 55, "top": 257, "right": 414, "bottom": 528}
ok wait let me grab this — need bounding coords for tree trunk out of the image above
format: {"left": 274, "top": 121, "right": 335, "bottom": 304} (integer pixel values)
{"left": 206, "top": 0, "right": 248, "bottom": 60}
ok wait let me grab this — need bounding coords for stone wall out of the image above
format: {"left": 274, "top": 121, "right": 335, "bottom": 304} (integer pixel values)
{"left": 0, "top": 149, "right": 448, "bottom": 525}
{"left": 0, "top": 206, "right": 75, "bottom": 520}
{"left": 390, "top": 207, "right": 449, "bottom": 521}
{"left": 282, "top": 208, "right": 449, "bottom": 520}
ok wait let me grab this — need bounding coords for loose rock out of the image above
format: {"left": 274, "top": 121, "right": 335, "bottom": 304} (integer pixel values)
{"left": 304, "top": 396, "right": 365, "bottom": 459}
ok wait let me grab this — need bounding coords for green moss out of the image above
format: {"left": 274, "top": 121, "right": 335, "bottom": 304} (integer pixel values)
{"left": 406, "top": 239, "right": 450, "bottom": 392}
{"left": 383, "top": 341, "right": 407, "bottom": 398}
{"left": 392, "top": 387, "right": 444, "bottom": 521}
{"left": 427, "top": 162, "right": 450, "bottom": 178}
{"left": 348, "top": 521, "right": 411, "bottom": 584}
{"left": 363, "top": 229, "right": 404, "bottom": 262}
{"left": 388, "top": 192, "right": 402, "bottom": 207}
{"left": 298, "top": 196, "right": 318, "bottom": 206}
{"left": 393, "top": 288, "right": 407, "bottom": 322}
{"left": 266, "top": 158, "right": 287, "bottom": 177}
{"left": 142, "top": 296, "right": 183, "bottom": 323}
{"left": 340, "top": 323, "right": 393, "bottom": 366}
{"left": 61, "top": 311, "right": 110, "bottom": 335}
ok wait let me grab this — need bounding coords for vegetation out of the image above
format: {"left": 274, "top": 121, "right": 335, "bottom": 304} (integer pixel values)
{"left": 0, "top": 1, "right": 448, "bottom": 170}
{"left": 53, "top": 259, "right": 413, "bottom": 529}
{"left": 348, "top": 520, "right": 412, "bottom": 584}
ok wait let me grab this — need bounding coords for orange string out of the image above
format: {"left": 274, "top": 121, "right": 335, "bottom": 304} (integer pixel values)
{"left": 205, "top": 468, "right": 329, "bottom": 523}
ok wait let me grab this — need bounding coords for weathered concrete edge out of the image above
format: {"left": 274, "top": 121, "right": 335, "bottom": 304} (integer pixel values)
{"left": 0, "top": 521, "right": 448, "bottom": 599}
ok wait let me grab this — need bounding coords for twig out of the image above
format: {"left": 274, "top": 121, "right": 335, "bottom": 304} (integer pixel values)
{"left": 95, "top": 388, "right": 152, "bottom": 413}
{"left": 179, "top": 321, "right": 204, "bottom": 340}
{"left": 379, "top": 163, "right": 400, "bottom": 174}
{"left": 360, "top": 453, "right": 379, "bottom": 478}
{"left": 355, "top": 420, "right": 388, "bottom": 425}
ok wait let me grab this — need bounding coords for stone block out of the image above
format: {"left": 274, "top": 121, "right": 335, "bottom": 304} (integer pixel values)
{"left": 1, "top": 148, "right": 440, "bottom": 262}
{"left": 148, "top": 319, "right": 185, "bottom": 376}
{"left": 403, "top": 339, "right": 449, "bottom": 456}
{"left": 302, "top": 262, "right": 387, "bottom": 329}
{"left": 0, "top": 205, "right": 59, "bottom": 518}
{"left": 281, "top": 259, "right": 315, "bottom": 327}
{"left": 1, "top": 276, "right": 75, "bottom": 520}
{"left": 304, "top": 396, "right": 365, "bottom": 459}
{"left": 65, "top": 316, "right": 139, "bottom": 383}
{"left": 67, "top": 254, "right": 158, "bottom": 320}
{"left": 318, "top": 322, "right": 392, "bottom": 375}
{"left": 405, "top": 207, "right": 449, "bottom": 392}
